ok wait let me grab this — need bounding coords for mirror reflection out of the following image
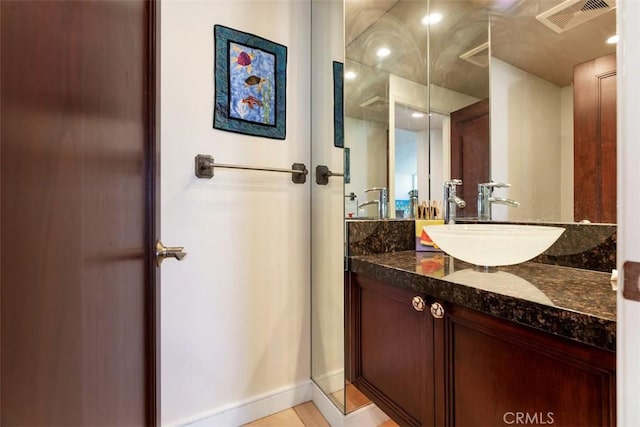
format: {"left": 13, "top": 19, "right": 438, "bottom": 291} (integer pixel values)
{"left": 344, "top": 0, "right": 616, "bottom": 224}
{"left": 345, "top": 0, "right": 489, "bottom": 219}
{"left": 334, "top": 0, "right": 618, "bottom": 415}
{"left": 490, "top": 0, "right": 616, "bottom": 223}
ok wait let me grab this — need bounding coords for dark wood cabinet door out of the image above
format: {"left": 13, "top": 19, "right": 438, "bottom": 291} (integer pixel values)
{"left": 574, "top": 54, "right": 616, "bottom": 223}
{"left": 440, "top": 305, "right": 616, "bottom": 427}
{"left": 450, "top": 99, "right": 490, "bottom": 219}
{"left": 353, "top": 274, "right": 435, "bottom": 426}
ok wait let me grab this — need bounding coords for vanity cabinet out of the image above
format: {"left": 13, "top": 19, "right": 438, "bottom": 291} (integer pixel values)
{"left": 352, "top": 273, "right": 435, "bottom": 425}
{"left": 349, "top": 273, "right": 616, "bottom": 426}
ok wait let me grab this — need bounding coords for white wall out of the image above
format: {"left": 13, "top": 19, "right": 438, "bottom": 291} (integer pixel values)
{"left": 618, "top": 1, "right": 640, "bottom": 425}
{"left": 395, "top": 128, "right": 417, "bottom": 202}
{"left": 344, "top": 117, "right": 388, "bottom": 217}
{"left": 490, "top": 58, "right": 563, "bottom": 222}
{"left": 429, "top": 126, "right": 444, "bottom": 202}
{"left": 160, "top": 1, "right": 311, "bottom": 425}
{"left": 559, "top": 85, "right": 574, "bottom": 222}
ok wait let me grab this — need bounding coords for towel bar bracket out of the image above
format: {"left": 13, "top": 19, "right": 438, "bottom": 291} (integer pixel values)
{"left": 291, "top": 163, "right": 308, "bottom": 184}
{"left": 316, "top": 164, "right": 344, "bottom": 185}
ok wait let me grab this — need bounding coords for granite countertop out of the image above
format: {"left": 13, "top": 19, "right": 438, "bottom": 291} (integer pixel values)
{"left": 349, "top": 250, "right": 616, "bottom": 352}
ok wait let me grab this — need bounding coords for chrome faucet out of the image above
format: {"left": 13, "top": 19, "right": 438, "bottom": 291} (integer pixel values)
{"left": 443, "top": 179, "right": 466, "bottom": 224}
{"left": 358, "top": 187, "right": 388, "bottom": 219}
{"left": 477, "top": 182, "right": 520, "bottom": 221}
{"left": 408, "top": 189, "right": 419, "bottom": 219}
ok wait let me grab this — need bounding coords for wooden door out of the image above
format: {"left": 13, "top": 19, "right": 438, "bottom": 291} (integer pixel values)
{"left": 574, "top": 54, "right": 616, "bottom": 224}
{"left": 0, "top": 1, "right": 158, "bottom": 425}
{"left": 450, "top": 99, "right": 490, "bottom": 218}
{"left": 352, "top": 274, "right": 434, "bottom": 426}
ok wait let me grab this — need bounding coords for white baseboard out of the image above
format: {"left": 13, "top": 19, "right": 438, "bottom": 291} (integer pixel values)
{"left": 312, "top": 368, "right": 345, "bottom": 395}
{"left": 178, "top": 380, "right": 313, "bottom": 427}
{"left": 311, "top": 381, "right": 390, "bottom": 427}
{"left": 167, "top": 379, "right": 390, "bottom": 427}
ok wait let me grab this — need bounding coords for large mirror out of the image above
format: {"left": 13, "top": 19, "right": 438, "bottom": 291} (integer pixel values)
{"left": 334, "top": 0, "right": 617, "bottom": 416}
{"left": 490, "top": 0, "right": 616, "bottom": 223}
{"left": 345, "top": 0, "right": 489, "bottom": 219}
{"left": 344, "top": 0, "right": 617, "bottom": 224}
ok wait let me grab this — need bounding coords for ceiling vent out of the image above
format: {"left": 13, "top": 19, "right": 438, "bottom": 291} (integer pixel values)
{"left": 359, "top": 96, "right": 388, "bottom": 112}
{"left": 536, "top": 0, "right": 616, "bottom": 33}
{"left": 459, "top": 42, "right": 490, "bottom": 68}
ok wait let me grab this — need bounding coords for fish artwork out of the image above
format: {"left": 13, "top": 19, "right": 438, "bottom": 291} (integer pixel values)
{"left": 241, "top": 96, "right": 263, "bottom": 109}
{"left": 232, "top": 45, "right": 253, "bottom": 73}
{"left": 237, "top": 51, "right": 251, "bottom": 66}
{"left": 245, "top": 75, "right": 265, "bottom": 86}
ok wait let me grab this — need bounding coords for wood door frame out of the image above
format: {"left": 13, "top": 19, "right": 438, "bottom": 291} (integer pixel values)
{"left": 148, "top": 0, "right": 161, "bottom": 424}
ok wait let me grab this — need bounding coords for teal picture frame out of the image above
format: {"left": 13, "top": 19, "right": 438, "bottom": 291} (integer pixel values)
{"left": 213, "top": 25, "right": 287, "bottom": 140}
{"left": 333, "top": 61, "right": 344, "bottom": 148}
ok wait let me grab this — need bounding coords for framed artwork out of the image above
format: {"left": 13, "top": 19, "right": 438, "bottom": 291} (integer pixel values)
{"left": 344, "top": 147, "right": 351, "bottom": 184}
{"left": 333, "top": 61, "right": 344, "bottom": 148}
{"left": 213, "top": 25, "right": 287, "bottom": 140}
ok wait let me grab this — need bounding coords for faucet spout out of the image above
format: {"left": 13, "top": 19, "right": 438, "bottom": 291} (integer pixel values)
{"left": 360, "top": 187, "right": 388, "bottom": 219}
{"left": 452, "top": 196, "right": 466, "bottom": 208}
{"left": 443, "top": 179, "right": 465, "bottom": 224}
{"left": 358, "top": 199, "right": 380, "bottom": 210}
{"left": 489, "top": 197, "right": 520, "bottom": 207}
{"left": 478, "top": 182, "right": 519, "bottom": 220}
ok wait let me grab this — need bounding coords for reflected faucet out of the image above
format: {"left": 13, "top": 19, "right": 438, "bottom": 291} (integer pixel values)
{"left": 358, "top": 187, "right": 388, "bottom": 219}
{"left": 443, "top": 179, "right": 466, "bottom": 224}
{"left": 408, "top": 189, "right": 419, "bottom": 219}
{"left": 478, "top": 182, "right": 520, "bottom": 221}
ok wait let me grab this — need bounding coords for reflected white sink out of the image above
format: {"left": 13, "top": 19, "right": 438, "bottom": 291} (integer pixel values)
{"left": 444, "top": 269, "right": 553, "bottom": 305}
{"left": 423, "top": 224, "right": 565, "bottom": 267}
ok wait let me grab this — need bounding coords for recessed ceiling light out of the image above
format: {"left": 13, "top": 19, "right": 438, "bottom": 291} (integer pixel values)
{"left": 422, "top": 12, "right": 443, "bottom": 26}
{"left": 376, "top": 47, "right": 391, "bottom": 58}
{"left": 412, "top": 112, "right": 425, "bottom": 118}
{"left": 344, "top": 70, "right": 357, "bottom": 80}
{"left": 606, "top": 35, "right": 618, "bottom": 44}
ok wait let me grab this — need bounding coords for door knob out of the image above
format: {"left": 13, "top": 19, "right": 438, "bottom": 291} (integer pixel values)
{"left": 155, "top": 240, "right": 187, "bottom": 266}
{"left": 430, "top": 302, "right": 445, "bottom": 319}
{"left": 412, "top": 296, "right": 426, "bottom": 312}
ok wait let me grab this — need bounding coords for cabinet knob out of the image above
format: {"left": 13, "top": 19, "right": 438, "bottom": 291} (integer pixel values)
{"left": 430, "top": 302, "right": 445, "bottom": 318}
{"left": 412, "top": 296, "right": 426, "bottom": 312}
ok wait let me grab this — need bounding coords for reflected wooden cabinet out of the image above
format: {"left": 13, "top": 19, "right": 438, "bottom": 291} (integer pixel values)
{"left": 574, "top": 53, "right": 617, "bottom": 224}
{"left": 348, "top": 273, "right": 616, "bottom": 426}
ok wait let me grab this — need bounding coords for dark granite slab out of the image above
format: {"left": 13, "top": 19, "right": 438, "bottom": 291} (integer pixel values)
{"left": 530, "top": 223, "right": 616, "bottom": 272}
{"left": 347, "top": 219, "right": 617, "bottom": 273}
{"left": 346, "top": 219, "right": 414, "bottom": 256}
{"left": 350, "top": 250, "right": 616, "bottom": 352}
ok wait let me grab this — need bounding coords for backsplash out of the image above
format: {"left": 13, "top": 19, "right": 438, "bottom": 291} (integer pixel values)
{"left": 529, "top": 223, "right": 616, "bottom": 272}
{"left": 346, "top": 220, "right": 616, "bottom": 273}
{"left": 346, "top": 219, "right": 414, "bottom": 256}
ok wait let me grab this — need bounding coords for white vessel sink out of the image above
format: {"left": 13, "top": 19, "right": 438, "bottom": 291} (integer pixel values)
{"left": 423, "top": 224, "right": 565, "bottom": 267}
